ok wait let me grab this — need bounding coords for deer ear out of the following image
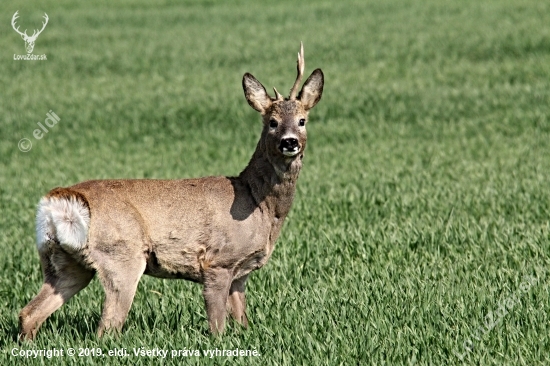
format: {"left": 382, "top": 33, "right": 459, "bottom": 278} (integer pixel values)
{"left": 299, "top": 69, "right": 324, "bottom": 110}
{"left": 243, "top": 73, "right": 272, "bottom": 114}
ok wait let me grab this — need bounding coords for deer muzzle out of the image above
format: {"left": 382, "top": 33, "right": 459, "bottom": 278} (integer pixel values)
{"left": 279, "top": 137, "right": 300, "bottom": 157}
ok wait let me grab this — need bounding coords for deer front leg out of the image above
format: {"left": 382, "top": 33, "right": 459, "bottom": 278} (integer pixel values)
{"left": 202, "top": 268, "right": 232, "bottom": 335}
{"left": 227, "top": 274, "right": 248, "bottom": 328}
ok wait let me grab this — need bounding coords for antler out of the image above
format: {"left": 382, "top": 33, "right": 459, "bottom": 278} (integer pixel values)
{"left": 289, "top": 42, "right": 305, "bottom": 100}
{"left": 30, "top": 13, "right": 49, "bottom": 40}
{"left": 273, "top": 87, "right": 284, "bottom": 101}
{"left": 11, "top": 11, "right": 28, "bottom": 38}
{"left": 11, "top": 11, "right": 48, "bottom": 41}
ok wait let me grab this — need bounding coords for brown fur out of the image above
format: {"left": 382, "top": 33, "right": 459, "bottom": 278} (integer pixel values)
{"left": 19, "top": 44, "right": 324, "bottom": 340}
{"left": 45, "top": 187, "right": 90, "bottom": 211}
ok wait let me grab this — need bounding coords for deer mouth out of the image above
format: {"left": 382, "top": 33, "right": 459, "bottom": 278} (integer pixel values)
{"left": 281, "top": 147, "right": 300, "bottom": 157}
{"left": 279, "top": 137, "right": 301, "bottom": 157}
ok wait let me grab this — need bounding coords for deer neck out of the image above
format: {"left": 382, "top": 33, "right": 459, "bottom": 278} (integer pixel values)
{"left": 238, "top": 137, "right": 303, "bottom": 220}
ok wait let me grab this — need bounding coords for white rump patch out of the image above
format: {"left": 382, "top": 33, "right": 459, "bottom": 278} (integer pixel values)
{"left": 36, "top": 196, "right": 90, "bottom": 251}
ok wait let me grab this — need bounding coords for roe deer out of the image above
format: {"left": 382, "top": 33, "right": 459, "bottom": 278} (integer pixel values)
{"left": 19, "top": 43, "right": 323, "bottom": 340}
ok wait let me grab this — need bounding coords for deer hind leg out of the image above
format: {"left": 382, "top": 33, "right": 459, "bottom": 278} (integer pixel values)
{"left": 202, "top": 267, "right": 232, "bottom": 334}
{"left": 95, "top": 254, "right": 146, "bottom": 337}
{"left": 227, "top": 274, "right": 249, "bottom": 328}
{"left": 19, "top": 245, "right": 94, "bottom": 341}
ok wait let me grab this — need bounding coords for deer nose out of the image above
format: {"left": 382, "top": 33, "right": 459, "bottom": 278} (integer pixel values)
{"left": 279, "top": 137, "right": 300, "bottom": 156}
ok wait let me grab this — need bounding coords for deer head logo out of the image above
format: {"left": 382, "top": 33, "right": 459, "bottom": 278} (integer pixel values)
{"left": 11, "top": 11, "right": 49, "bottom": 54}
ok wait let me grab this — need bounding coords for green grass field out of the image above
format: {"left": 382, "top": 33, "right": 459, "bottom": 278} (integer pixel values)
{"left": 1, "top": 0, "right": 550, "bottom": 364}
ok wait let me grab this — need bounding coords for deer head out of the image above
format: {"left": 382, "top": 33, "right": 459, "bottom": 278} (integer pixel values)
{"left": 242, "top": 43, "right": 324, "bottom": 177}
{"left": 12, "top": 11, "right": 49, "bottom": 54}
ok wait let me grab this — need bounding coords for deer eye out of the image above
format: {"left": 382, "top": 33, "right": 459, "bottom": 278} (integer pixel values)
{"left": 269, "top": 119, "right": 279, "bottom": 128}
{"left": 298, "top": 118, "right": 306, "bottom": 127}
